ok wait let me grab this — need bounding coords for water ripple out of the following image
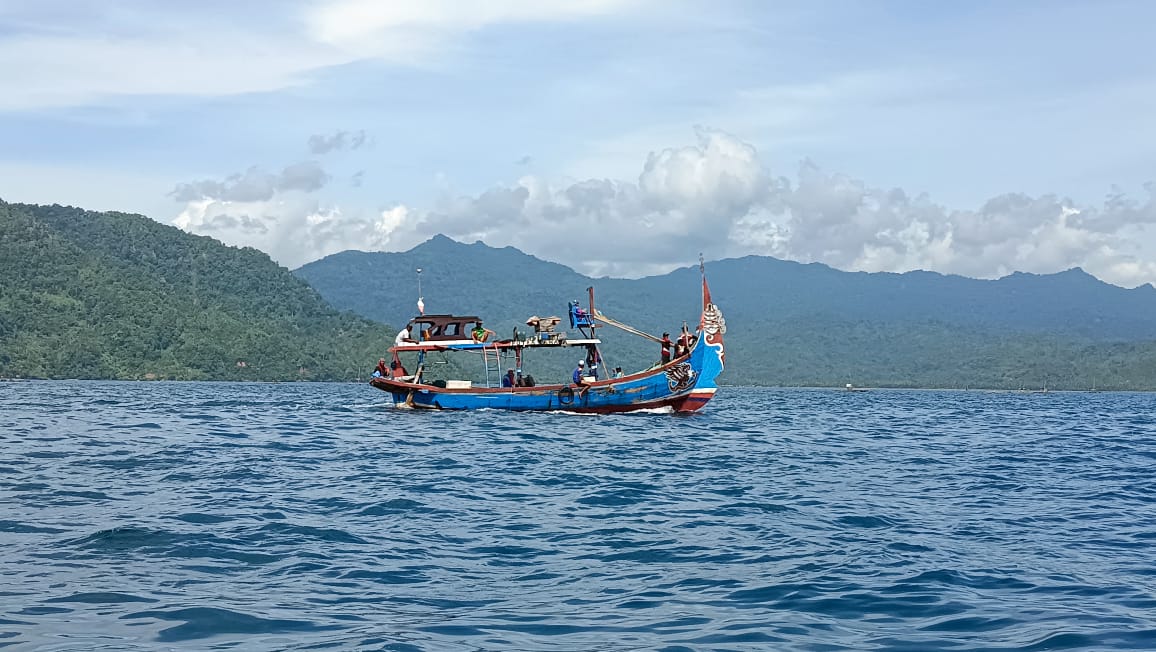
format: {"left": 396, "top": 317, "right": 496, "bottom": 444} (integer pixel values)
{"left": 1, "top": 382, "right": 1155, "bottom": 650}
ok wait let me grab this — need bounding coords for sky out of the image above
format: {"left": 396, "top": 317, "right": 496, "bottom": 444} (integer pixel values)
{"left": 2, "top": 0, "right": 1156, "bottom": 286}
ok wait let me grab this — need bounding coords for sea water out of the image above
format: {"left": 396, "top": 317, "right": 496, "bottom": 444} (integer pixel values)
{"left": 1, "top": 381, "right": 1154, "bottom": 651}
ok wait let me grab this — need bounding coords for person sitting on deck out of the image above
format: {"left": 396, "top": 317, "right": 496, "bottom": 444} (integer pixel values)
{"left": 373, "top": 358, "right": 388, "bottom": 378}
{"left": 502, "top": 369, "right": 516, "bottom": 387}
{"left": 471, "top": 321, "right": 496, "bottom": 342}
{"left": 660, "top": 332, "right": 672, "bottom": 365}
{"left": 572, "top": 360, "right": 587, "bottom": 386}
{"left": 390, "top": 359, "right": 407, "bottom": 378}
{"left": 613, "top": 367, "right": 624, "bottom": 378}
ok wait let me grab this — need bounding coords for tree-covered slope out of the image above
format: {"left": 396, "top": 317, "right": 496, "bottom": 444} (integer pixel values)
{"left": 295, "top": 235, "right": 590, "bottom": 328}
{"left": 0, "top": 202, "right": 391, "bottom": 380}
{"left": 295, "top": 236, "right": 1156, "bottom": 390}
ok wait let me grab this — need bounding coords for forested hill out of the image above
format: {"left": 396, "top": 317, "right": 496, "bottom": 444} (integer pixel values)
{"left": 295, "top": 236, "right": 1156, "bottom": 390}
{"left": 0, "top": 201, "right": 391, "bottom": 380}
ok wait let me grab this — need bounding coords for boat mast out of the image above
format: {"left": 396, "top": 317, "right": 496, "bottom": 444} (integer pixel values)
{"left": 699, "top": 253, "right": 705, "bottom": 307}
{"left": 415, "top": 267, "right": 425, "bottom": 381}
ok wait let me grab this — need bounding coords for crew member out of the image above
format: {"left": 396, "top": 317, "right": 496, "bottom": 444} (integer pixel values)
{"left": 572, "top": 360, "right": 587, "bottom": 386}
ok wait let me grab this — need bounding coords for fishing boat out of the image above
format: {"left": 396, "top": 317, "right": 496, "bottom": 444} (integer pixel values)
{"left": 368, "top": 260, "right": 726, "bottom": 413}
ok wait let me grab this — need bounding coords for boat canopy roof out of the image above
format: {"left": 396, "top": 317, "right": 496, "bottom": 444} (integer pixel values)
{"left": 405, "top": 314, "right": 482, "bottom": 342}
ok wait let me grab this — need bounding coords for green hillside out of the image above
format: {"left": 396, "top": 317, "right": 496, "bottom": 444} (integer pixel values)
{"left": 296, "top": 237, "right": 1156, "bottom": 390}
{"left": 0, "top": 201, "right": 391, "bottom": 380}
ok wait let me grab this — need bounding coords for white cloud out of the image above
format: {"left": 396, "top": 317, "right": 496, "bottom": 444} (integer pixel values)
{"left": 308, "top": 130, "right": 369, "bottom": 154}
{"left": 170, "top": 129, "right": 1156, "bottom": 287}
{"left": 0, "top": 0, "right": 639, "bottom": 110}
{"left": 173, "top": 196, "right": 397, "bottom": 269}
{"left": 170, "top": 161, "right": 330, "bottom": 203}
{"left": 306, "top": 0, "right": 637, "bottom": 60}
{"left": 0, "top": 31, "right": 345, "bottom": 110}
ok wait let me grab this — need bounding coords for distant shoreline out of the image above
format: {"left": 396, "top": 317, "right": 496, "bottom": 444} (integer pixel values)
{"left": 2, "top": 377, "right": 1149, "bottom": 392}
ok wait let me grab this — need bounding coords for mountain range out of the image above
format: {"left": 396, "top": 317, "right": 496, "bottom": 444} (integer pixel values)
{"left": 4, "top": 197, "right": 1154, "bottom": 389}
{"left": 296, "top": 235, "right": 1156, "bottom": 389}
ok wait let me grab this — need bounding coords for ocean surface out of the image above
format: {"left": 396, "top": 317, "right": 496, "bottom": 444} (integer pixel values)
{"left": 1, "top": 382, "right": 1154, "bottom": 651}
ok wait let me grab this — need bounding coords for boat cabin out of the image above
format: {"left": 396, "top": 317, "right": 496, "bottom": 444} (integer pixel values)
{"left": 406, "top": 314, "right": 483, "bottom": 342}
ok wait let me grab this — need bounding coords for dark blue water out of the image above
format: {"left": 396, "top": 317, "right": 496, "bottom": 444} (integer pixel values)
{"left": 2, "top": 382, "right": 1155, "bottom": 651}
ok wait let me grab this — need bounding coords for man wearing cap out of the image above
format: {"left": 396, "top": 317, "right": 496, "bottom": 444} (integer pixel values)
{"left": 471, "top": 321, "right": 495, "bottom": 343}
{"left": 572, "top": 360, "right": 586, "bottom": 386}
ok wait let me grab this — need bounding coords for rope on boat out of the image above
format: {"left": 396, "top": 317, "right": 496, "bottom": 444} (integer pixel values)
{"left": 591, "top": 309, "right": 664, "bottom": 343}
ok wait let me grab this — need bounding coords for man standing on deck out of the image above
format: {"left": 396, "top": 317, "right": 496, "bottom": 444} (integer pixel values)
{"left": 660, "top": 332, "right": 672, "bottom": 365}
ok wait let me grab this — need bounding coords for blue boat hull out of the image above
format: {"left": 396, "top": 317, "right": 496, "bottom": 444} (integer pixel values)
{"left": 369, "top": 268, "right": 726, "bottom": 413}
{"left": 371, "top": 325, "right": 724, "bottom": 413}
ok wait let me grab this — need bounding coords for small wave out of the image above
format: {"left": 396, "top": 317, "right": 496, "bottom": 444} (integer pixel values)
{"left": 45, "top": 592, "right": 157, "bottom": 604}
{"left": 338, "top": 568, "right": 430, "bottom": 585}
{"left": 835, "top": 514, "right": 902, "bottom": 529}
{"left": 66, "top": 526, "right": 188, "bottom": 552}
{"left": 575, "top": 482, "right": 660, "bottom": 507}
{"left": 0, "top": 519, "right": 68, "bottom": 534}
{"left": 358, "top": 498, "right": 429, "bottom": 516}
{"left": 717, "top": 501, "right": 796, "bottom": 515}
{"left": 121, "top": 606, "right": 339, "bottom": 642}
{"left": 919, "top": 615, "right": 1019, "bottom": 632}
{"left": 170, "top": 512, "right": 235, "bottom": 525}
{"left": 254, "top": 522, "right": 369, "bottom": 545}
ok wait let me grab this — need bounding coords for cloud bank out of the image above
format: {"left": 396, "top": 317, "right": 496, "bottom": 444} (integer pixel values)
{"left": 170, "top": 129, "right": 1156, "bottom": 287}
{"left": 0, "top": 1, "right": 638, "bottom": 110}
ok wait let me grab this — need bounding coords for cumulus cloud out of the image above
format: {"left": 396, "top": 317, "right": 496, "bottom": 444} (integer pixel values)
{"left": 197, "top": 213, "right": 270, "bottom": 235}
{"left": 308, "top": 130, "right": 369, "bottom": 154}
{"left": 173, "top": 196, "right": 402, "bottom": 269}
{"left": 384, "top": 129, "right": 1156, "bottom": 286}
{"left": 170, "top": 129, "right": 1156, "bottom": 287}
{"left": 170, "top": 161, "right": 330, "bottom": 203}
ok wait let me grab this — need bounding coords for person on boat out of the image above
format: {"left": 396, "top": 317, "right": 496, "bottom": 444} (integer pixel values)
{"left": 471, "top": 321, "right": 495, "bottom": 342}
{"left": 502, "top": 369, "right": 516, "bottom": 387}
{"left": 569, "top": 301, "right": 593, "bottom": 328}
{"left": 675, "top": 323, "right": 693, "bottom": 357}
{"left": 373, "top": 358, "right": 389, "bottom": 378}
{"left": 394, "top": 326, "right": 411, "bottom": 347}
{"left": 390, "top": 359, "right": 407, "bottom": 378}
{"left": 660, "top": 332, "right": 672, "bottom": 365}
{"left": 586, "top": 349, "right": 601, "bottom": 379}
{"left": 572, "top": 360, "right": 587, "bottom": 386}
{"left": 613, "top": 367, "right": 624, "bottom": 378}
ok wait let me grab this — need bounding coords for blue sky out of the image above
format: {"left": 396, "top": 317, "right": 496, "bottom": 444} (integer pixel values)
{"left": 2, "top": 0, "right": 1155, "bottom": 285}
